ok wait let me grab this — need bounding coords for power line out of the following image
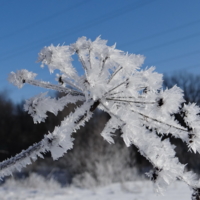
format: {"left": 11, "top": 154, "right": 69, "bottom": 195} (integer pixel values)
{"left": 146, "top": 49, "right": 200, "bottom": 66}
{"left": 137, "top": 31, "right": 200, "bottom": 53}
{"left": 119, "top": 19, "right": 200, "bottom": 48}
{"left": 0, "top": 0, "right": 157, "bottom": 63}
{"left": 163, "top": 64, "right": 200, "bottom": 72}
{"left": 159, "top": 64, "right": 200, "bottom": 75}
{"left": 4, "top": 1, "right": 199, "bottom": 74}
{"left": 0, "top": 0, "right": 92, "bottom": 41}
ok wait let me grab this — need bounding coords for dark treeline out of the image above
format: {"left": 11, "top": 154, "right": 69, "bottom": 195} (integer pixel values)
{"left": 0, "top": 72, "right": 200, "bottom": 185}
{"left": 0, "top": 93, "right": 47, "bottom": 161}
{"left": 0, "top": 91, "right": 136, "bottom": 185}
{"left": 163, "top": 72, "right": 200, "bottom": 174}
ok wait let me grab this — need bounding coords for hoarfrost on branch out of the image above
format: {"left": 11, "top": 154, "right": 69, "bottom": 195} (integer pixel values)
{"left": 3, "top": 36, "right": 200, "bottom": 199}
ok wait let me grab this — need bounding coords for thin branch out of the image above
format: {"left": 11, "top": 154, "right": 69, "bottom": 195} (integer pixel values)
{"left": 108, "top": 91, "right": 124, "bottom": 97}
{"left": 131, "top": 108, "right": 187, "bottom": 132}
{"left": 79, "top": 56, "right": 87, "bottom": 72}
{"left": 107, "top": 95, "right": 145, "bottom": 99}
{"left": 100, "top": 102, "right": 125, "bottom": 126}
{"left": 106, "top": 98, "right": 156, "bottom": 104}
{"left": 108, "top": 96, "right": 135, "bottom": 99}
{"left": 0, "top": 100, "right": 99, "bottom": 176}
{"left": 75, "top": 50, "right": 91, "bottom": 86}
{"left": 26, "top": 79, "right": 84, "bottom": 96}
{"left": 107, "top": 66, "right": 123, "bottom": 84}
{"left": 104, "top": 79, "right": 128, "bottom": 96}
{"left": 76, "top": 50, "right": 88, "bottom": 74}
{"left": 99, "top": 56, "right": 109, "bottom": 76}
{"left": 62, "top": 78, "right": 83, "bottom": 93}
{"left": 0, "top": 141, "right": 42, "bottom": 171}
{"left": 88, "top": 48, "right": 92, "bottom": 69}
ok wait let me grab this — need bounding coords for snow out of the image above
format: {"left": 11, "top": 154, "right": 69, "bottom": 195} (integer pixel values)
{"left": 0, "top": 180, "right": 191, "bottom": 200}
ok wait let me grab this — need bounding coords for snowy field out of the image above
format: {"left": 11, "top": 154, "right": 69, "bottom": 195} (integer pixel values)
{"left": 0, "top": 175, "right": 191, "bottom": 200}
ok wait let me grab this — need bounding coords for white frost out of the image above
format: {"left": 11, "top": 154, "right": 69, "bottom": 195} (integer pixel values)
{"left": 5, "top": 36, "right": 200, "bottom": 199}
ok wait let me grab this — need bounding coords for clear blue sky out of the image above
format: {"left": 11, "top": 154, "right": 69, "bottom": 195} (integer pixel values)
{"left": 1, "top": 0, "right": 200, "bottom": 103}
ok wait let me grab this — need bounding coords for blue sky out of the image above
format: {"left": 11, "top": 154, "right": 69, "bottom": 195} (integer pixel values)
{"left": 1, "top": 0, "right": 200, "bottom": 103}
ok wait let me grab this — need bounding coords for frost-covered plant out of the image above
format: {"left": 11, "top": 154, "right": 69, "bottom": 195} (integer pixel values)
{"left": 2, "top": 36, "right": 200, "bottom": 199}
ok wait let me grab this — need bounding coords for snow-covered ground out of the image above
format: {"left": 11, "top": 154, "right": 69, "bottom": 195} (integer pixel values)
{"left": 0, "top": 175, "right": 191, "bottom": 200}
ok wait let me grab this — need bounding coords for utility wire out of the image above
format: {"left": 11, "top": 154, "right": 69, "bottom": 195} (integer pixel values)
{"left": 0, "top": 0, "right": 157, "bottom": 63}
{"left": 3, "top": 1, "right": 199, "bottom": 76}
{"left": 162, "top": 64, "right": 200, "bottom": 73}
{"left": 146, "top": 49, "right": 200, "bottom": 66}
{"left": 119, "top": 18, "right": 200, "bottom": 48}
{"left": 0, "top": 0, "right": 92, "bottom": 41}
{"left": 137, "top": 31, "right": 200, "bottom": 53}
